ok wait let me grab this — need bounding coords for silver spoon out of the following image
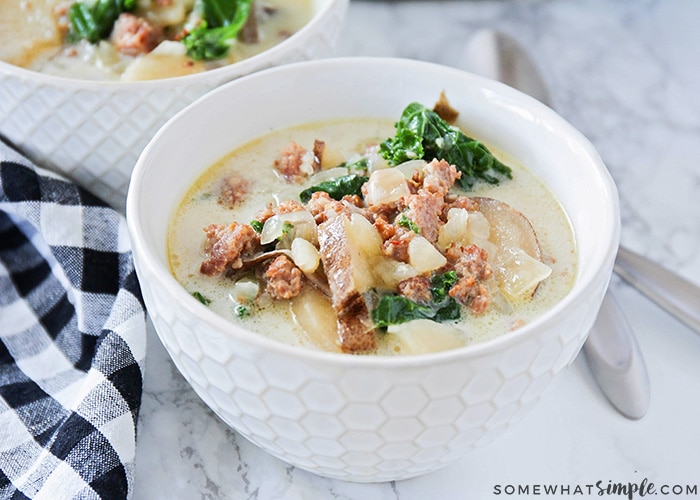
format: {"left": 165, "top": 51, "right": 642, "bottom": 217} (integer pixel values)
{"left": 464, "top": 29, "right": 652, "bottom": 419}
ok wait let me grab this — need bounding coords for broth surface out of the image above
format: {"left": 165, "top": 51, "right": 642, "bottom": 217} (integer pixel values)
{"left": 168, "top": 118, "right": 577, "bottom": 355}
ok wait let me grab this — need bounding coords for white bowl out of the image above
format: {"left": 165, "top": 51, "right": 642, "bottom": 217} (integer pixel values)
{"left": 127, "top": 57, "right": 620, "bottom": 482}
{"left": 0, "top": 0, "right": 348, "bottom": 212}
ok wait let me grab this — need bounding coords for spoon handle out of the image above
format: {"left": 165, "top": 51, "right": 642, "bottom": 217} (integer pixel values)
{"left": 583, "top": 290, "right": 650, "bottom": 419}
{"left": 614, "top": 245, "right": 700, "bottom": 334}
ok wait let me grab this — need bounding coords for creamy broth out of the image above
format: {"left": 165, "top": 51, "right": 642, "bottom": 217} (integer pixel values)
{"left": 168, "top": 118, "right": 577, "bottom": 355}
{"left": 0, "top": 0, "right": 312, "bottom": 81}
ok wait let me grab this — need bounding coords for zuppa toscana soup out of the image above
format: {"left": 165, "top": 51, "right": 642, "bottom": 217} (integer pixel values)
{"left": 167, "top": 96, "right": 578, "bottom": 355}
{"left": 0, "top": 0, "right": 312, "bottom": 81}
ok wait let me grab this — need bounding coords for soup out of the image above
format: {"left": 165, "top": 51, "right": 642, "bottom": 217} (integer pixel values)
{"left": 0, "top": 0, "right": 312, "bottom": 81}
{"left": 167, "top": 100, "right": 577, "bottom": 355}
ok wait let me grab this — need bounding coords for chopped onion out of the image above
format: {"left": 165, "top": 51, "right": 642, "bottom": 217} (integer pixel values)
{"left": 408, "top": 236, "right": 447, "bottom": 273}
{"left": 260, "top": 210, "right": 317, "bottom": 245}
{"left": 291, "top": 237, "right": 320, "bottom": 273}
{"left": 363, "top": 168, "right": 410, "bottom": 206}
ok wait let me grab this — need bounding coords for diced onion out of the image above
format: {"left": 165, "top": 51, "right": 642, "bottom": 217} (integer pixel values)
{"left": 229, "top": 279, "right": 258, "bottom": 304}
{"left": 308, "top": 166, "right": 348, "bottom": 184}
{"left": 347, "top": 213, "right": 382, "bottom": 258}
{"left": 394, "top": 159, "right": 427, "bottom": 179}
{"left": 466, "top": 211, "right": 491, "bottom": 242}
{"left": 437, "top": 208, "right": 469, "bottom": 249}
{"left": 408, "top": 236, "right": 447, "bottom": 274}
{"left": 372, "top": 257, "right": 419, "bottom": 289}
{"left": 260, "top": 210, "right": 317, "bottom": 245}
{"left": 290, "top": 238, "right": 320, "bottom": 273}
{"left": 363, "top": 168, "right": 410, "bottom": 206}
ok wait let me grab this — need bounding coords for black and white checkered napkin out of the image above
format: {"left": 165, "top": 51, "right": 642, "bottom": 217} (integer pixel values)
{"left": 0, "top": 140, "right": 146, "bottom": 499}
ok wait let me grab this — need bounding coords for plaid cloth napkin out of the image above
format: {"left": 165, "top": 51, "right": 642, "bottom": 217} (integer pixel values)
{"left": 0, "top": 140, "right": 146, "bottom": 499}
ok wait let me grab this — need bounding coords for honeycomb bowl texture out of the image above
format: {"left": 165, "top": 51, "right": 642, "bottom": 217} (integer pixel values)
{"left": 0, "top": 0, "right": 348, "bottom": 212}
{"left": 127, "top": 58, "right": 620, "bottom": 482}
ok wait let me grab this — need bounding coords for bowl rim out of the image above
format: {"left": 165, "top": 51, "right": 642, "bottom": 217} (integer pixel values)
{"left": 127, "top": 56, "right": 620, "bottom": 369}
{"left": 0, "top": 0, "right": 347, "bottom": 89}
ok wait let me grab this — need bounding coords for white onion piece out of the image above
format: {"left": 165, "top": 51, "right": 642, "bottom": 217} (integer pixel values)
{"left": 308, "top": 166, "right": 349, "bottom": 184}
{"left": 408, "top": 236, "right": 447, "bottom": 274}
{"left": 260, "top": 210, "right": 317, "bottom": 245}
{"left": 394, "top": 159, "right": 427, "bottom": 179}
{"left": 363, "top": 168, "right": 410, "bottom": 206}
{"left": 290, "top": 238, "right": 320, "bottom": 273}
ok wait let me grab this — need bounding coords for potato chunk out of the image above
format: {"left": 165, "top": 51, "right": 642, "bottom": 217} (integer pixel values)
{"left": 0, "top": 0, "right": 63, "bottom": 67}
{"left": 386, "top": 319, "right": 463, "bottom": 355}
{"left": 475, "top": 197, "right": 552, "bottom": 301}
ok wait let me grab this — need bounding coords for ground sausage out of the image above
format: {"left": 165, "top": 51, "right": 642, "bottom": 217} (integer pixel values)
{"left": 420, "top": 159, "right": 461, "bottom": 196}
{"left": 398, "top": 276, "right": 433, "bottom": 304}
{"left": 264, "top": 255, "right": 304, "bottom": 300}
{"left": 274, "top": 142, "right": 309, "bottom": 182}
{"left": 218, "top": 173, "right": 249, "bottom": 208}
{"left": 445, "top": 243, "right": 493, "bottom": 313}
{"left": 200, "top": 222, "right": 259, "bottom": 276}
{"left": 404, "top": 190, "right": 445, "bottom": 243}
{"left": 111, "top": 13, "right": 162, "bottom": 56}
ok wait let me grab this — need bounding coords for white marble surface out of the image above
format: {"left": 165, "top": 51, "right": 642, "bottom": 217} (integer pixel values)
{"left": 132, "top": 1, "right": 700, "bottom": 498}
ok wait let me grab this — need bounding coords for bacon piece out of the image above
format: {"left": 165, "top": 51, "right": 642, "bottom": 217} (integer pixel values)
{"left": 200, "top": 223, "right": 259, "bottom": 276}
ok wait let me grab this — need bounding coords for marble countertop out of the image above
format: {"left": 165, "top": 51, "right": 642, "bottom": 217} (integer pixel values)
{"left": 132, "top": 1, "right": 700, "bottom": 498}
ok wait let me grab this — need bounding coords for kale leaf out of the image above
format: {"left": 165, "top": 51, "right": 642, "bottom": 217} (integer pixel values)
{"left": 371, "top": 271, "right": 461, "bottom": 327}
{"left": 68, "top": 0, "right": 137, "bottom": 43}
{"left": 299, "top": 174, "right": 368, "bottom": 203}
{"left": 191, "top": 291, "right": 212, "bottom": 305}
{"left": 183, "top": 0, "right": 253, "bottom": 60}
{"left": 379, "top": 102, "right": 513, "bottom": 189}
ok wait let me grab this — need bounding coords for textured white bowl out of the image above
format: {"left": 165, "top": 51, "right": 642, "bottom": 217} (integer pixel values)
{"left": 0, "top": 0, "right": 347, "bottom": 212}
{"left": 127, "top": 57, "right": 620, "bottom": 482}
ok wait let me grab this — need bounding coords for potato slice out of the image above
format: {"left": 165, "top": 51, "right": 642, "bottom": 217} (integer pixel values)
{"left": 121, "top": 41, "right": 206, "bottom": 81}
{"left": 475, "top": 197, "right": 552, "bottom": 301}
{"left": 0, "top": 0, "right": 63, "bottom": 67}
{"left": 290, "top": 287, "right": 341, "bottom": 353}
{"left": 386, "top": 319, "right": 464, "bottom": 355}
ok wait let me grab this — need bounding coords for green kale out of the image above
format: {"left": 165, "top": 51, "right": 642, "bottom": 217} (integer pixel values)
{"left": 191, "top": 291, "right": 212, "bottom": 306}
{"left": 379, "top": 102, "right": 512, "bottom": 189}
{"left": 182, "top": 0, "right": 253, "bottom": 61}
{"left": 371, "top": 271, "right": 461, "bottom": 327}
{"left": 234, "top": 304, "right": 250, "bottom": 318}
{"left": 280, "top": 221, "right": 294, "bottom": 239}
{"left": 299, "top": 174, "right": 368, "bottom": 203}
{"left": 340, "top": 157, "right": 370, "bottom": 174}
{"left": 396, "top": 214, "right": 421, "bottom": 234}
{"left": 250, "top": 220, "right": 264, "bottom": 233}
{"left": 68, "top": 0, "right": 137, "bottom": 43}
